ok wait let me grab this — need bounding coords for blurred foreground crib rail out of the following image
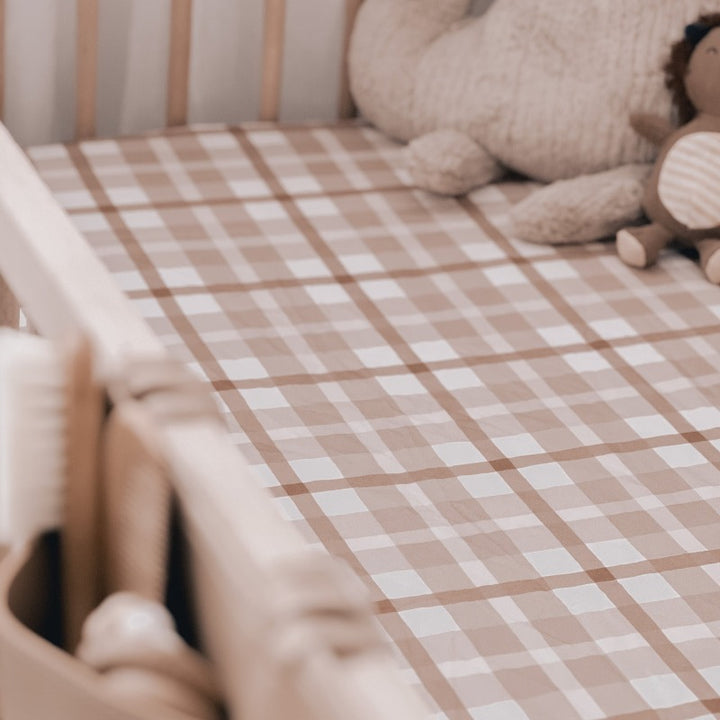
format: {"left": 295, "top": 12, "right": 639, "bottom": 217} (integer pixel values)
{"left": 0, "top": 120, "right": 428, "bottom": 719}
{"left": 0, "top": 0, "right": 428, "bottom": 718}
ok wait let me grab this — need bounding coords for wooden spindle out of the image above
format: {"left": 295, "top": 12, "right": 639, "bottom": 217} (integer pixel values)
{"left": 75, "top": 0, "right": 99, "bottom": 140}
{"left": 260, "top": 0, "right": 286, "bottom": 121}
{"left": 167, "top": 0, "right": 193, "bottom": 127}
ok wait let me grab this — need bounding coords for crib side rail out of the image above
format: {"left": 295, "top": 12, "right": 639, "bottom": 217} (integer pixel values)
{"left": 0, "top": 122, "right": 425, "bottom": 720}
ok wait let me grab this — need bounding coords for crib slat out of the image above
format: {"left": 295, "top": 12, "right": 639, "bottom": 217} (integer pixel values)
{"left": 260, "top": 0, "right": 286, "bottom": 121}
{"left": 167, "top": 0, "right": 193, "bottom": 127}
{"left": 338, "top": 0, "right": 362, "bottom": 119}
{"left": 0, "top": 274, "right": 19, "bottom": 329}
{"left": 75, "top": 0, "right": 98, "bottom": 139}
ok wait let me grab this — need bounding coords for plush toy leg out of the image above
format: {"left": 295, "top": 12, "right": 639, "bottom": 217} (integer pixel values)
{"left": 697, "top": 239, "right": 720, "bottom": 284}
{"left": 616, "top": 223, "right": 673, "bottom": 268}
{"left": 511, "top": 164, "right": 651, "bottom": 244}
{"left": 406, "top": 129, "right": 503, "bottom": 196}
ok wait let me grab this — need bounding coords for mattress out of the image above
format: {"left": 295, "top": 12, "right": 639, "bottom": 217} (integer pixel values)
{"left": 28, "top": 123, "right": 720, "bottom": 720}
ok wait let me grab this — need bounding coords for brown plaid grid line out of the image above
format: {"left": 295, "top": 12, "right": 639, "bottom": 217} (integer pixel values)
{"left": 28, "top": 124, "right": 720, "bottom": 720}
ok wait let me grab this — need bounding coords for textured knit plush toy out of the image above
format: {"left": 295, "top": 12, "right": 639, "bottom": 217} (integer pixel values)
{"left": 348, "top": 0, "right": 720, "bottom": 244}
{"left": 616, "top": 15, "right": 720, "bottom": 283}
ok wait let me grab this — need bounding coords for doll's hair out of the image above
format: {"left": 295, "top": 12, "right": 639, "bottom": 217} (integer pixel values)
{"left": 665, "top": 13, "right": 720, "bottom": 124}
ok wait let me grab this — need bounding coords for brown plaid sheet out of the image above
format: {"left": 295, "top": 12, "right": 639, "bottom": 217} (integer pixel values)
{"left": 29, "top": 123, "right": 720, "bottom": 720}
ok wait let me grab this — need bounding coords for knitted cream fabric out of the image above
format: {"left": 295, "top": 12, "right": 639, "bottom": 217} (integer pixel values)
{"left": 349, "top": 0, "right": 720, "bottom": 183}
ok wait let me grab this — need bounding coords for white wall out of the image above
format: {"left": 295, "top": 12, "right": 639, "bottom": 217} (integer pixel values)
{"left": 3, "top": 0, "right": 496, "bottom": 147}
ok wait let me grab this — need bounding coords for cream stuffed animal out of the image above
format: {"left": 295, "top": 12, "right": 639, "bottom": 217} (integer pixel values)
{"left": 349, "top": 0, "right": 720, "bottom": 244}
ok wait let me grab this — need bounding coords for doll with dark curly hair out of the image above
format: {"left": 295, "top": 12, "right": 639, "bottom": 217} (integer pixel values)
{"left": 617, "top": 14, "right": 720, "bottom": 283}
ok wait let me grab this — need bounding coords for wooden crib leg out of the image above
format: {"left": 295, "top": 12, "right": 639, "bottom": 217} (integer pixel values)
{"left": 0, "top": 274, "right": 19, "bottom": 329}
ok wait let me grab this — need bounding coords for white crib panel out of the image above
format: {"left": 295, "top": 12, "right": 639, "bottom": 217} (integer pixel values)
{"left": 187, "top": 0, "right": 264, "bottom": 125}
{"left": 279, "top": 0, "right": 345, "bottom": 123}
{"left": 4, "top": 0, "right": 76, "bottom": 147}
{"left": 96, "top": 0, "right": 171, "bottom": 138}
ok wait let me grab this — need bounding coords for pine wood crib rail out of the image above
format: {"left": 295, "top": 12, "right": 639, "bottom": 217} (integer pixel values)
{"left": 0, "top": 119, "right": 425, "bottom": 718}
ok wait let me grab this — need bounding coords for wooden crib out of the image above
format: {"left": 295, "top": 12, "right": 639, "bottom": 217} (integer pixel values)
{"left": 0, "top": 2, "right": 426, "bottom": 719}
{"left": 1, "top": 2, "right": 720, "bottom": 720}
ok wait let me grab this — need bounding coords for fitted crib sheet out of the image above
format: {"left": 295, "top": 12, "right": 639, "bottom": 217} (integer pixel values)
{"left": 28, "top": 123, "right": 720, "bottom": 720}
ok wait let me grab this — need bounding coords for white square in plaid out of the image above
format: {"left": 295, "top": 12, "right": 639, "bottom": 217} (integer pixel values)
{"left": 113, "top": 270, "right": 147, "bottom": 292}
{"left": 493, "top": 434, "right": 544, "bottom": 458}
{"left": 470, "top": 700, "right": 529, "bottom": 720}
{"left": 654, "top": 445, "right": 707, "bottom": 469}
{"left": 630, "top": 674, "right": 696, "bottom": 710}
{"left": 372, "top": 569, "right": 432, "bottom": 599}
{"left": 274, "top": 496, "right": 304, "bottom": 521}
{"left": 71, "top": 212, "right": 111, "bottom": 232}
{"left": 105, "top": 186, "right": 149, "bottom": 206}
{"left": 80, "top": 139, "right": 118, "bottom": 155}
{"left": 615, "top": 343, "right": 665, "bottom": 366}
{"left": 218, "top": 358, "right": 268, "bottom": 380}
{"left": 360, "top": 279, "right": 405, "bottom": 300}
{"left": 245, "top": 201, "right": 287, "bottom": 221}
{"left": 411, "top": 340, "right": 459, "bottom": 363}
{"left": 433, "top": 442, "right": 485, "bottom": 467}
{"left": 399, "top": 607, "right": 461, "bottom": 638}
{"left": 282, "top": 177, "right": 322, "bottom": 194}
{"left": 246, "top": 130, "right": 286, "bottom": 146}
{"left": 354, "top": 346, "right": 403, "bottom": 368}
{"left": 312, "top": 487, "right": 366, "bottom": 515}
{"left": 588, "top": 539, "right": 645, "bottom": 567}
{"left": 305, "top": 284, "right": 351, "bottom": 305}
{"left": 525, "top": 548, "right": 583, "bottom": 576}
{"left": 121, "top": 209, "right": 164, "bottom": 229}
{"left": 132, "top": 297, "right": 164, "bottom": 318}
{"left": 196, "top": 132, "right": 238, "bottom": 150}
{"left": 538, "top": 325, "right": 584, "bottom": 347}
{"left": 27, "top": 143, "right": 68, "bottom": 160}
{"left": 664, "top": 624, "right": 715, "bottom": 643}
{"left": 681, "top": 406, "right": 720, "bottom": 431}
{"left": 462, "top": 242, "right": 506, "bottom": 262}
{"left": 339, "top": 253, "right": 384, "bottom": 274}
{"left": 700, "top": 666, "right": 720, "bottom": 693}
{"left": 626, "top": 415, "right": 676, "bottom": 439}
{"left": 563, "top": 350, "right": 611, "bottom": 373}
{"left": 158, "top": 267, "right": 204, "bottom": 288}
{"left": 286, "top": 258, "right": 331, "bottom": 279}
{"left": 596, "top": 633, "right": 646, "bottom": 653}
{"left": 377, "top": 375, "right": 426, "bottom": 397}
{"left": 553, "top": 584, "right": 614, "bottom": 614}
{"left": 460, "top": 473, "right": 513, "bottom": 498}
{"left": 535, "top": 260, "right": 579, "bottom": 281}
{"left": 619, "top": 574, "right": 680, "bottom": 603}
{"left": 519, "top": 463, "right": 573, "bottom": 490}
{"left": 175, "top": 294, "right": 222, "bottom": 316}
{"left": 590, "top": 318, "right": 636, "bottom": 340}
{"left": 296, "top": 198, "right": 339, "bottom": 217}
{"left": 460, "top": 559, "right": 498, "bottom": 585}
{"left": 438, "top": 657, "right": 492, "bottom": 679}
{"left": 229, "top": 180, "right": 271, "bottom": 198}
{"left": 434, "top": 368, "right": 485, "bottom": 390}
{"left": 483, "top": 265, "right": 527, "bottom": 287}
{"left": 55, "top": 189, "right": 94, "bottom": 210}
{"left": 240, "top": 387, "right": 289, "bottom": 410}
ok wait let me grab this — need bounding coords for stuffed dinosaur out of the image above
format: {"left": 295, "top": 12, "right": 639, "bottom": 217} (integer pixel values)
{"left": 348, "top": 0, "right": 720, "bottom": 244}
{"left": 617, "top": 15, "right": 720, "bottom": 283}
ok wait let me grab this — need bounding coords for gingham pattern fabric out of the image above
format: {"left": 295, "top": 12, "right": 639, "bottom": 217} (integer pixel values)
{"left": 29, "top": 124, "right": 720, "bottom": 720}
